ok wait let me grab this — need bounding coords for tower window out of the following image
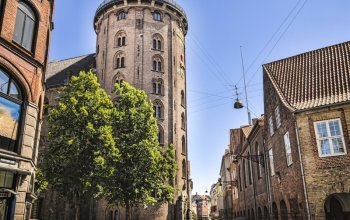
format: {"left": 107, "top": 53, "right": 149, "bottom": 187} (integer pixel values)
{"left": 152, "top": 79, "right": 163, "bottom": 95}
{"left": 152, "top": 56, "right": 163, "bottom": 72}
{"left": 152, "top": 34, "right": 163, "bottom": 50}
{"left": 158, "top": 125, "right": 164, "bottom": 145}
{"left": 117, "top": 11, "right": 126, "bottom": 20}
{"left": 153, "top": 11, "right": 162, "bottom": 21}
{"left": 181, "top": 90, "right": 185, "bottom": 106}
{"left": 181, "top": 113, "right": 185, "bottom": 130}
{"left": 153, "top": 100, "right": 163, "bottom": 119}
{"left": 115, "top": 31, "right": 127, "bottom": 47}
{"left": 13, "top": 1, "right": 37, "bottom": 51}
{"left": 182, "top": 136, "right": 186, "bottom": 155}
{"left": 114, "top": 51, "right": 126, "bottom": 69}
{"left": 182, "top": 159, "right": 186, "bottom": 178}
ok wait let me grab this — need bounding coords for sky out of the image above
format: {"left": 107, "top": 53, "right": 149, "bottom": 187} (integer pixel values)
{"left": 49, "top": 0, "right": 350, "bottom": 195}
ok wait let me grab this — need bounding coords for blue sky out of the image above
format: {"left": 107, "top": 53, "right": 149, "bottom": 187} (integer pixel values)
{"left": 49, "top": 0, "right": 350, "bottom": 195}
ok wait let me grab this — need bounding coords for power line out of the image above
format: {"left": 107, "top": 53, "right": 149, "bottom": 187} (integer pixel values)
{"left": 235, "top": 0, "right": 306, "bottom": 86}
{"left": 247, "top": 0, "right": 309, "bottom": 84}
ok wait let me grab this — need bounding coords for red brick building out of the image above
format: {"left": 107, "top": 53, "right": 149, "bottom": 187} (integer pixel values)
{"left": 0, "top": 0, "right": 54, "bottom": 219}
{"left": 231, "top": 41, "right": 350, "bottom": 220}
{"left": 263, "top": 41, "right": 350, "bottom": 219}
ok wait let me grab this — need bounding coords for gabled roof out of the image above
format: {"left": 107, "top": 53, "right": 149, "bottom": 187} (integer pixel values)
{"left": 46, "top": 54, "right": 96, "bottom": 88}
{"left": 263, "top": 41, "right": 350, "bottom": 111}
{"left": 241, "top": 125, "right": 253, "bottom": 138}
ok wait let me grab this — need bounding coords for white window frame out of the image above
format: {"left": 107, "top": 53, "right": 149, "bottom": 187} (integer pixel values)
{"left": 257, "top": 144, "right": 263, "bottom": 178}
{"left": 269, "top": 148, "right": 275, "bottom": 176}
{"left": 284, "top": 132, "right": 293, "bottom": 166}
{"left": 268, "top": 116, "right": 274, "bottom": 136}
{"left": 275, "top": 105, "right": 281, "bottom": 128}
{"left": 314, "top": 119, "right": 347, "bottom": 157}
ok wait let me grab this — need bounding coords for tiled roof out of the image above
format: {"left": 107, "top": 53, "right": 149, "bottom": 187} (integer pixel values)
{"left": 263, "top": 41, "right": 350, "bottom": 111}
{"left": 46, "top": 54, "right": 96, "bottom": 88}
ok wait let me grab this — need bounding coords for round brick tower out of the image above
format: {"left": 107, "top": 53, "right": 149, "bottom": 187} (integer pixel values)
{"left": 94, "top": 0, "right": 189, "bottom": 219}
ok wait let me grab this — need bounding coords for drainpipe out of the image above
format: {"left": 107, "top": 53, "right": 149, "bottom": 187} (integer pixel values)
{"left": 293, "top": 113, "right": 311, "bottom": 220}
{"left": 262, "top": 141, "right": 272, "bottom": 219}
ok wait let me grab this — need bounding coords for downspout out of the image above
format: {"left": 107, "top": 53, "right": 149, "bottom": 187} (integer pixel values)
{"left": 293, "top": 113, "right": 311, "bottom": 220}
{"left": 262, "top": 139, "right": 272, "bottom": 219}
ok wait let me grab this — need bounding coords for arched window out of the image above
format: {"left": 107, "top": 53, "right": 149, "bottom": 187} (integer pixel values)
{"left": 153, "top": 100, "right": 163, "bottom": 119}
{"left": 114, "top": 210, "right": 119, "bottom": 220}
{"left": 13, "top": 1, "right": 37, "bottom": 51}
{"left": 181, "top": 90, "right": 185, "bottom": 106}
{"left": 115, "top": 31, "right": 126, "bottom": 47}
{"left": 152, "top": 79, "right": 163, "bottom": 95}
{"left": 152, "top": 56, "right": 163, "bottom": 72}
{"left": 181, "top": 136, "right": 186, "bottom": 154}
{"left": 181, "top": 113, "right": 185, "bottom": 130}
{"left": 153, "top": 11, "right": 162, "bottom": 21}
{"left": 0, "top": 67, "right": 23, "bottom": 152}
{"left": 117, "top": 11, "right": 126, "bottom": 20}
{"left": 112, "top": 73, "right": 125, "bottom": 92}
{"left": 256, "top": 142, "right": 262, "bottom": 178}
{"left": 114, "top": 51, "right": 125, "bottom": 69}
{"left": 182, "top": 159, "right": 186, "bottom": 178}
{"left": 158, "top": 125, "right": 164, "bottom": 145}
{"left": 152, "top": 34, "right": 163, "bottom": 50}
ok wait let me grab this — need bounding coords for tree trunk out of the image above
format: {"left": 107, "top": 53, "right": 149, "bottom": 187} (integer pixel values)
{"left": 125, "top": 201, "right": 131, "bottom": 220}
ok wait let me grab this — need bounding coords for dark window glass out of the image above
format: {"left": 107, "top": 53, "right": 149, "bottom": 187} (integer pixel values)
{"left": 153, "top": 39, "right": 157, "bottom": 49}
{"left": 122, "top": 37, "right": 125, "bottom": 46}
{"left": 0, "top": 171, "right": 14, "bottom": 188}
{"left": 153, "top": 83, "right": 157, "bottom": 94}
{"left": 117, "top": 38, "right": 121, "bottom": 47}
{"left": 116, "top": 58, "right": 120, "bottom": 68}
{"left": 13, "top": 2, "right": 36, "bottom": 51}
{"left": 158, "top": 62, "right": 162, "bottom": 72}
{"left": 157, "top": 83, "right": 161, "bottom": 94}
{"left": 153, "top": 61, "right": 157, "bottom": 71}
{"left": 121, "top": 57, "right": 125, "bottom": 67}
{"left": 157, "top": 40, "right": 161, "bottom": 50}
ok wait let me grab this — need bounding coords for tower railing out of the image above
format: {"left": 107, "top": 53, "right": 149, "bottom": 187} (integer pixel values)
{"left": 95, "top": 0, "right": 187, "bottom": 19}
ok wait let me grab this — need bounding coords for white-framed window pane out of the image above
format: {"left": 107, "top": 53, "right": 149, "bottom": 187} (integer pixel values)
{"left": 269, "top": 148, "right": 275, "bottom": 176}
{"left": 284, "top": 132, "right": 292, "bottom": 165}
{"left": 269, "top": 116, "right": 274, "bottom": 136}
{"left": 332, "top": 138, "right": 344, "bottom": 153}
{"left": 320, "top": 139, "right": 331, "bottom": 155}
{"left": 329, "top": 120, "right": 341, "bottom": 136}
{"left": 316, "top": 122, "right": 327, "bottom": 137}
{"left": 275, "top": 106, "right": 281, "bottom": 128}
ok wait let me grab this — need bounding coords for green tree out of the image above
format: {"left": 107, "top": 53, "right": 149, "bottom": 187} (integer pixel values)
{"left": 105, "top": 82, "right": 176, "bottom": 220}
{"left": 41, "top": 71, "right": 118, "bottom": 220}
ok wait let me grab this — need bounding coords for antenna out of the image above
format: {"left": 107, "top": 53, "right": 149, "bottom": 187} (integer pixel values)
{"left": 240, "top": 46, "right": 252, "bottom": 125}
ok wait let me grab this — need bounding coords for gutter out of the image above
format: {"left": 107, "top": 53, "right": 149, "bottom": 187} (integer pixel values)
{"left": 293, "top": 113, "right": 311, "bottom": 220}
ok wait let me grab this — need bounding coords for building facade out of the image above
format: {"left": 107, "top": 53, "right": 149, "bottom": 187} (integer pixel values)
{"left": 0, "top": 0, "right": 54, "bottom": 219}
{"left": 93, "top": 0, "right": 189, "bottom": 219}
{"left": 39, "top": 0, "right": 190, "bottom": 219}
{"left": 263, "top": 41, "right": 350, "bottom": 219}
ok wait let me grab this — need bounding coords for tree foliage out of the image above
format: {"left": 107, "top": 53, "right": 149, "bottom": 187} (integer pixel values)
{"left": 104, "top": 82, "right": 176, "bottom": 216}
{"left": 41, "top": 71, "right": 119, "bottom": 201}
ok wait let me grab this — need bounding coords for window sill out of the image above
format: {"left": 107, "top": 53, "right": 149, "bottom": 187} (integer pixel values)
{"left": 181, "top": 128, "right": 186, "bottom": 131}
{"left": 115, "top": 45, "right": 127, "bottom": 48}
{"left": 151, "top": 70, "right": 164, "bottom": 74}
{"left": 318, "top": 152, "right": 347, "bottom": 158}
{"left": 115, "top": 66, "right": 126, "bottom": 69}
{"left": 181, "top": 152, "right": 186, "bottom": 156}
{"left": 151, "top": 48, "right": 164, "bottom": 52}
{"left": 181, "top": 104, "right": 186, "bottom": 108}
{"left": 11, "top": 40, "right": 34, "bottom": 57}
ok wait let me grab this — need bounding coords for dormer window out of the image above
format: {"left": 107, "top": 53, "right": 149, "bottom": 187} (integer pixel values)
{"left": 153, "top": 11, "right": 161, "bottom": 21}
{"left": 117, "top": 11, "right": 126, "bottom": 20}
